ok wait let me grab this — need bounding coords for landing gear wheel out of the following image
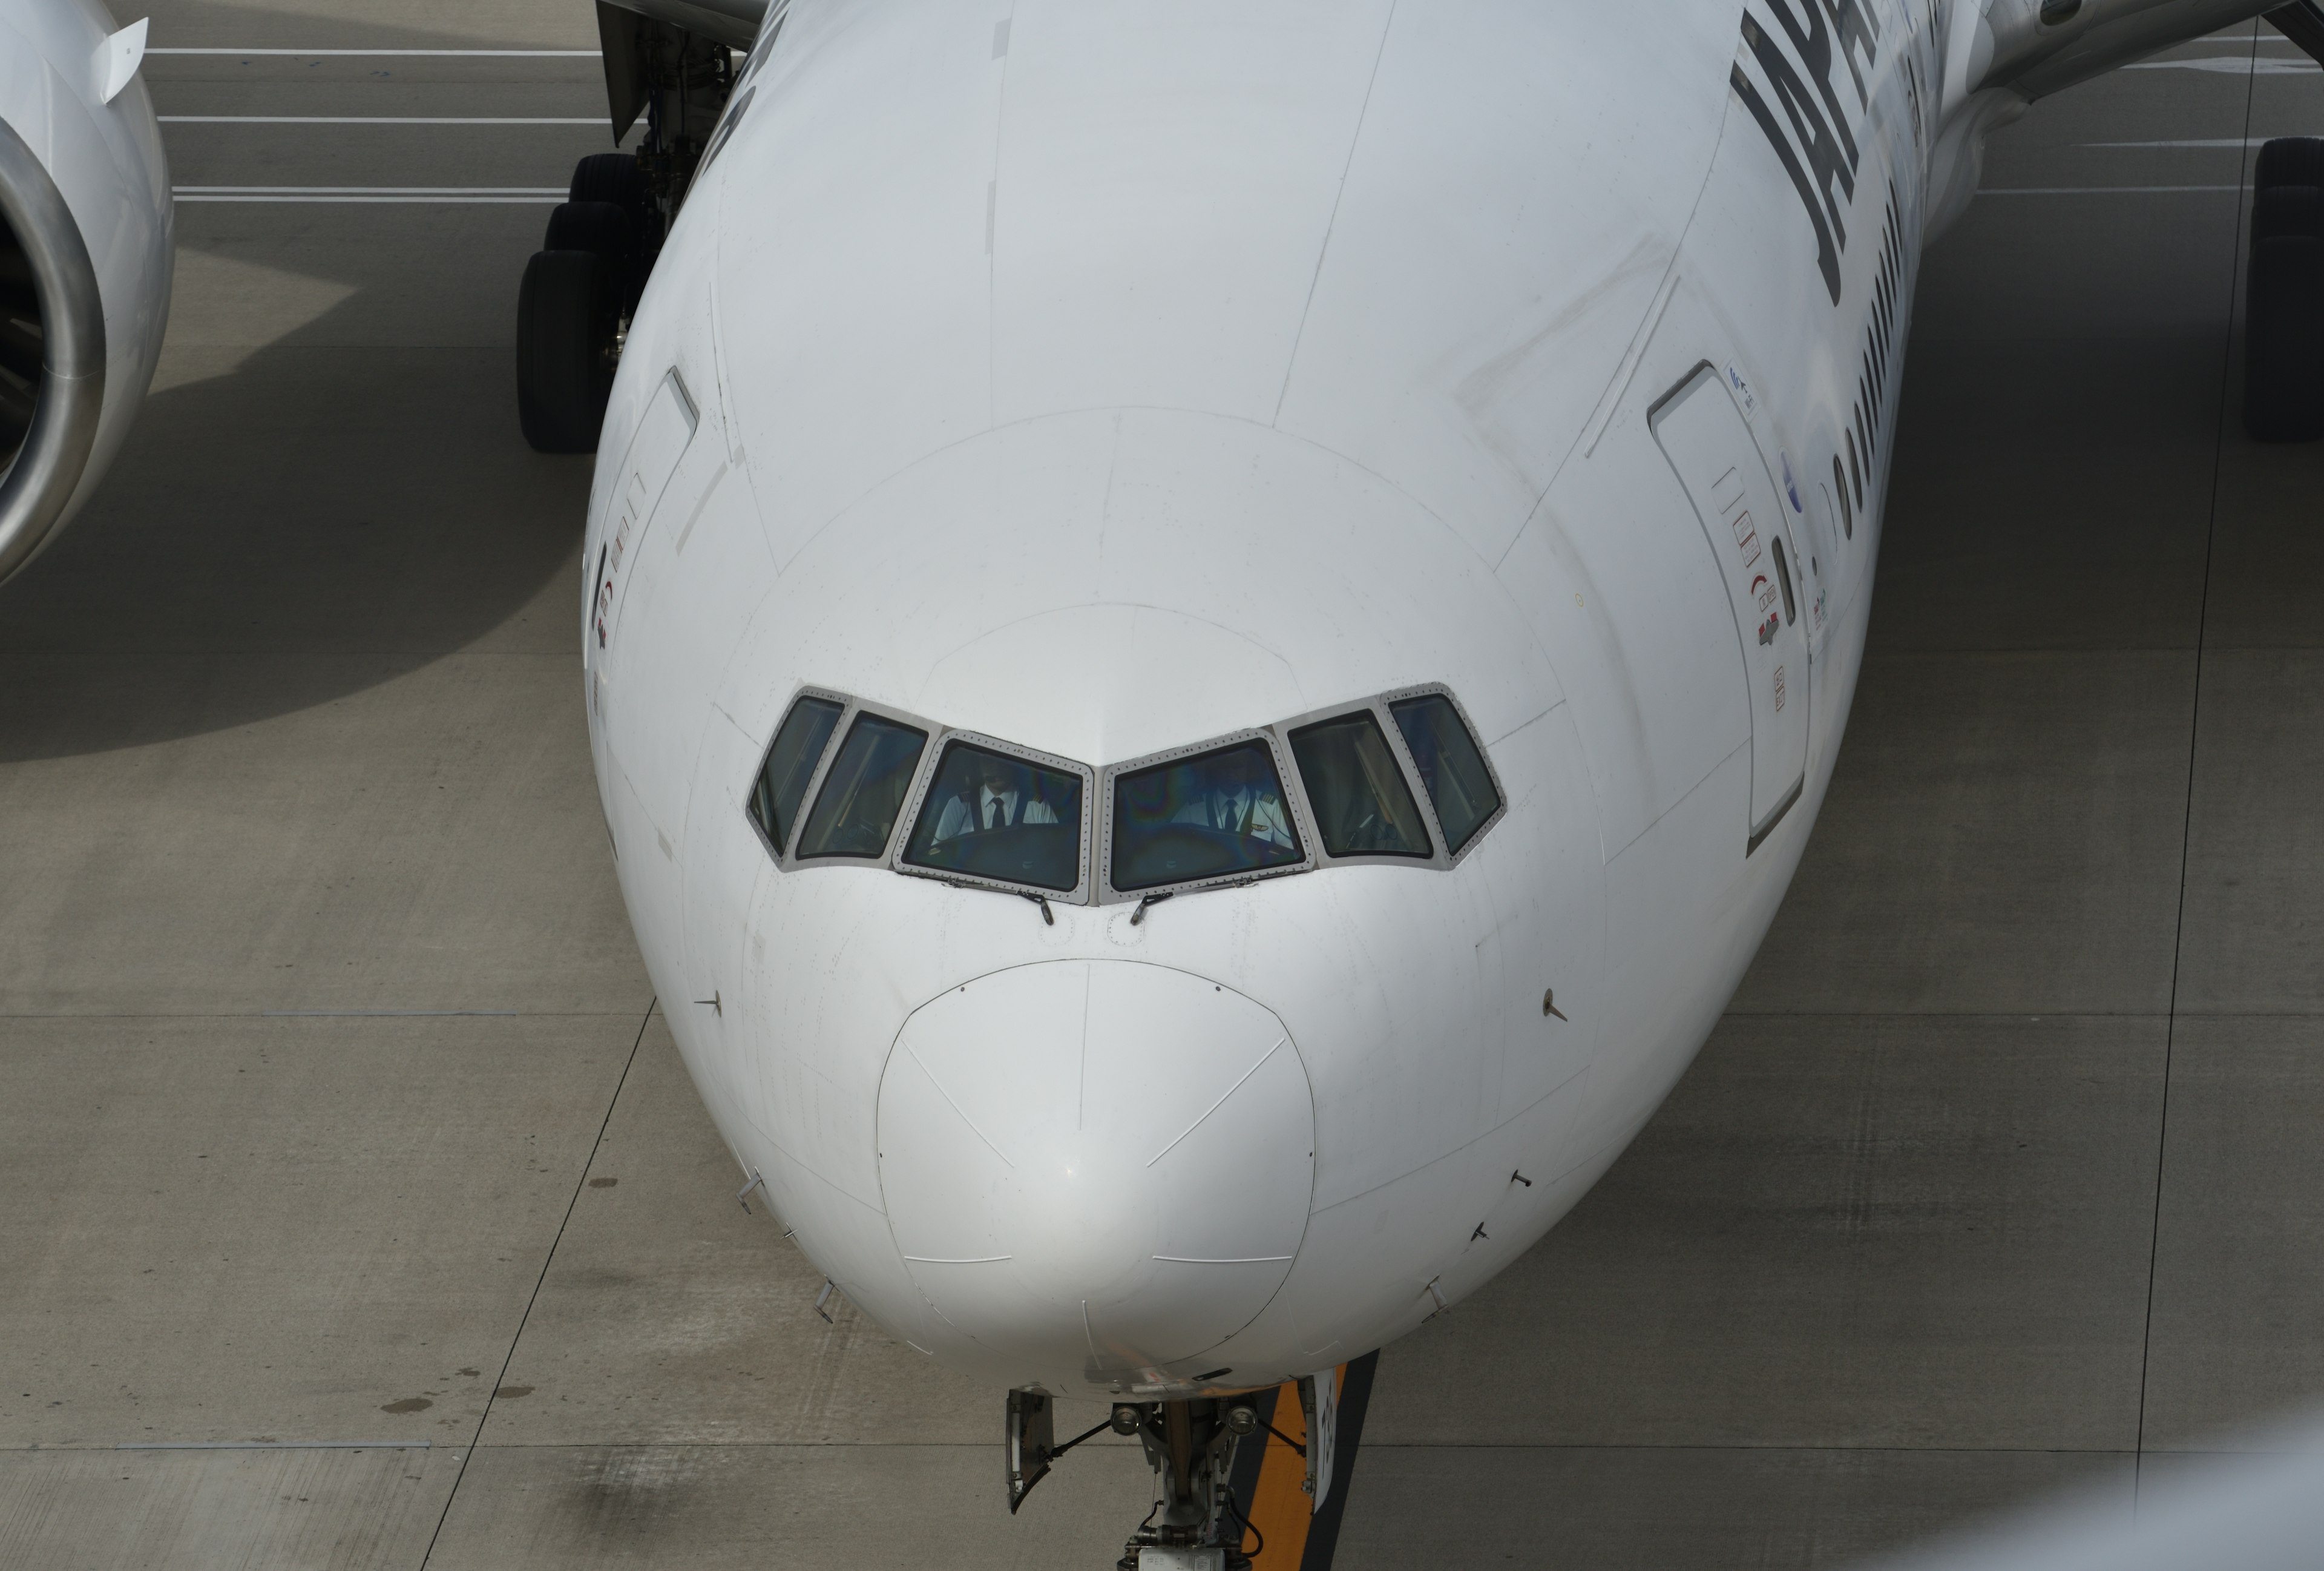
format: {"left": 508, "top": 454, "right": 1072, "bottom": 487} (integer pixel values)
{"left": 2244, "top": 136, "right": 2324, "bottom": 442}
{"left": 543, "top": 199, "right": 638, "bottom": 310}
{"left": 569, "top": 151, "right": 658, "bottom": 256}
{"left": 569, "top": 151, "right": 647, "bottom": 211}
{"left": 516, "top": 249, "right": 616, "bottom": 453}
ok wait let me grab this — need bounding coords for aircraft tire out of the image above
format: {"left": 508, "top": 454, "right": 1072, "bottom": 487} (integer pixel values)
{"left": 570, "top": 151, "right": 646, "bottom": 209}
{"left": 544, "top": 199, "right": 638, "bottom": 308}
{"left": 2244, "top": 141, "right": 2324, "bottom": 443}
{"left": 570, "top": 152, "right": 657, "bottom": 251}
{"left": 517, "top": 249, "right": 617, "bottom": 454}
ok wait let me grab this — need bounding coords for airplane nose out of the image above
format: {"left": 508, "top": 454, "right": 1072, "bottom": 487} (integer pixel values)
{"left": 877, "top": 960, "right": 1313, "bottom": 1382}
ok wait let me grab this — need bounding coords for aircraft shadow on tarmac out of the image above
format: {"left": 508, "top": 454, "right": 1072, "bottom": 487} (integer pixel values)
{"left": 0, "top": 6, "right": 602, "bottom": 766}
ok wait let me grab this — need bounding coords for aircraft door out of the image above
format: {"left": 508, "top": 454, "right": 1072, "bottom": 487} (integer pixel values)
{"left": 1650, "top": 365, "right": 1808, "bottom": 850}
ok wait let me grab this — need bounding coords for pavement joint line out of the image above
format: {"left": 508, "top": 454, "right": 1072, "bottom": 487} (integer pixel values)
{"left": 417, "top": 998, "right": 658, "bottom": 1568}
{"left": 2130, "top": 19, "right": 2256, "bottom": 1506}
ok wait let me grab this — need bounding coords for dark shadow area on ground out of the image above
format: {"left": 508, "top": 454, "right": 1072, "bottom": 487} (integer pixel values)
{"left": 0, "top": 3, "right": 616, "bottom": 763}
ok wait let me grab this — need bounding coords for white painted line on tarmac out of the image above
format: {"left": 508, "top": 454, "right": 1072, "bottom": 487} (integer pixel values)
{"left": 176, "top": 185, "right": 566, "bottom": 204}
{"left": 117, "top": 1440, "right": 432, "bottom": 1449}
{"left": 2125, "top": 57, "right": 2312, "bottom": 73}
{"left": 1981, "top": 185, "right": 2241, "bottom": 194}
{"left": 172, "top": 199, "right": 564, "bottom": 205}
{"left": 258, "top": 1006, "right": 528, "bottom": 1014}
{"left": 148, "top": 47, "right": 599, "bottom": 56}
{"left": 162, "top": 115, "right": 602, "bottom": 124}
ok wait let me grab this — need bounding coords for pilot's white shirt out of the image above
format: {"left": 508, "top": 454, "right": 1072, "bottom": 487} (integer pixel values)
{"left": 1172, "top": 786, "right": 1295, "bottom": 848}
{"left": 932, "top": 783, "right": 1061, "bottom": 841}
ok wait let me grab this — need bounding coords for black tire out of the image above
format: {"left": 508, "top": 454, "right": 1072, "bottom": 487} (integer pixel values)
{"left": 543, "top": 199, "right": 638, "bottom": 308}
{"left": 2245, "top": 144, "right": 2324, "bottom": 442}
{"left": 571, "top": 152, "right": 646, "bottom": 209}
{"left": 517, "top": 249, "right": 616, "bottom": 454}
{"left": 2256, "top": 135, "right": 2324, "bottom": 194}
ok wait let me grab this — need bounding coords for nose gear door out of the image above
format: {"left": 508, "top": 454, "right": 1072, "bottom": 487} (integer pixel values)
{"left": 1650, "top": 363, "right": 1809, "bottom": 851}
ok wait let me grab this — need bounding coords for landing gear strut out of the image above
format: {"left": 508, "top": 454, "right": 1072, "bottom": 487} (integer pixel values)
{"left": 1005, "top": 1389, "right": 1277, "bottom": 1570}
{"left": 516, "top": 19, "right": 734, "bottom": 453}
{"left": 1111, "top": 1398, "right": 1261, "bottom": 1571}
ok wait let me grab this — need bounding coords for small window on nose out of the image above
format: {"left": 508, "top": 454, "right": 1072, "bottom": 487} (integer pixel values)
{"left": 1389, "top": 694, "right": 1502, "bottom": 855}
{"left": 749, "top": 694, "right": 844, "bottom": 854}
{"left": 795, "top": 713, "right": 928, "bottom": 860}
{"left": 1287, "top": 711, "right": 1433, "bottom": 860}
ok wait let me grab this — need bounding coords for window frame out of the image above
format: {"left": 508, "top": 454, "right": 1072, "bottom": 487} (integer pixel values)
{"left": 1270, "top": 698, "right": 1443, "bottom": 870}
{"left": 743, "top": 682, "right": 1506, "bottom": 901}
{"left": 744, "top": 685, "right": 853, "bottom": 865}
{"left": 890, "top": 730, "right": 1097, "bottom": 905}
{"left": 772, "top": 694, "right": 942, "bottom": 872}
{"left": 1096, "top": 728, "right": 1318, "bottom": 905}
{"left": 1377, "top": 682, "right": 1508, "bottom": 867}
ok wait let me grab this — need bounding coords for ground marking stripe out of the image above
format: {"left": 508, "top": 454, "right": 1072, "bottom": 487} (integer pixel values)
{"left": 176, "top": 196, "right": 565, "bottom": 204}
{"left": 118, "top": 1440, "right": 430, "bottom": 1449}
{"left": 162, "top": 115, "right": 602, "bottom": 124}
{"left": 179, "top": 184, "right": 566, "bottom": 192}
{"left": 1245, "top": 1380, "right": 1315, "bottom": 1568}
{"left": 148, "top": 47, "right": 600, "bottom": 57}
{"left": 174, "top": 185, "right": 566, "bottom": 206}
{"left": 1983, "top": 185, "right": 2241, "bottom": 195}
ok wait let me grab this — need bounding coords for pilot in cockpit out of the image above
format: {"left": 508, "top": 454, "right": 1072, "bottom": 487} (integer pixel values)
{"left": 1170, "top": 747, "right": 1296, "bottom": 849}
{"left": 928, "top": 751, "right": 1062, "bottom": 843}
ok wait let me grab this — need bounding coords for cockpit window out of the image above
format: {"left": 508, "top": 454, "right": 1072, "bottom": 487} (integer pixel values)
{"left": 795, "top": 713, "right": 928, "bottom": 860}
{"left": 902, "top": 741, "right": 1083, "bottom": 893}
{"left": 749, "top": 694, "right": 844, "bottom": 853}
{"left": 1390, "top": 694, "right": 1500, "bottom": 855}
{"left": 1110, "top": 740, "right": 1304, "bottom": 892}
{"left": 1288, "top": 712, "right": 1434, "bottom": 860}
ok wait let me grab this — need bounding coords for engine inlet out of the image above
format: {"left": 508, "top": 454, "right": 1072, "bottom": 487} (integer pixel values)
{"left": 0, "top": 111, "right": 105, "bottom": 585}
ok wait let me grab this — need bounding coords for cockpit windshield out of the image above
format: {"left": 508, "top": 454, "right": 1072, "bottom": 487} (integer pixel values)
{"left": 1390, "top": 693, "right": 1501, "bottom": 854}
{"left": 757, "top": 682, "right": 1501, "bottom": 901}
{"left": 1288, "top": 711, "right": 1433, "bottom": 858}
{"left": 795, "top": 713, "right": 928, "bottom": 860}
{"left": 748, "top": 694, "right": 844, "bottom": 854}
{"left": 1110, "top": 740, "right": 1304, "bottom": 892}
{"left": 902, "top": 741, "right": 1083, "bottom": 892}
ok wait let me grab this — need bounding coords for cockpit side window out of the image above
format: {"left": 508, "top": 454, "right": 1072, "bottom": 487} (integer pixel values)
{"left": 795, "top": 713, "right": 928, "bottom": 860}
{"left": 749, "top": 694, "right": 844, "bottom": 854}
{"left": 902, "top": 741, "right": 1083, "bottom": 893}
{"left": 1288, "top": 712, "right": 1434, "bottom": 860}
{"left": 1111, "top": 740, "right": 1304, "bottom": 893}
{"left": 1389, "top": 694, "right": 1502, "bottom": 855}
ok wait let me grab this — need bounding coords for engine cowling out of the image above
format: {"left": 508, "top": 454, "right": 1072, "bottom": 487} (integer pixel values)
{"left": 0, "top": 0, "right": 171, "bottom": 587}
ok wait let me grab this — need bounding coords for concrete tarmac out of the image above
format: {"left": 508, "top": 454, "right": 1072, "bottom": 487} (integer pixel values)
{"left": 1, "top": 7, "right": 2319, "bottom": 1568}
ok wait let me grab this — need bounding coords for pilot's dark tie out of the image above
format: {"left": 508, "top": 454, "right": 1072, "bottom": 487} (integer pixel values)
{"left": 986, "top": 797, "right": 1002, "bottom": 830}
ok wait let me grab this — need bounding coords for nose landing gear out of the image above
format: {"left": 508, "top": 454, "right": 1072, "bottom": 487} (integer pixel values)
{"left": 1111, "top": 1398, "right": 1261, "bottom": 1571}
{"left": 1003, "top": 1388, "right": 1276, "bottom": 1569}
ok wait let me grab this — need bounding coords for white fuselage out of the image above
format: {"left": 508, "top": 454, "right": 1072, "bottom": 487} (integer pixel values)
{"left": 580, "top": 0, "right": 2250, "bottom": 1401}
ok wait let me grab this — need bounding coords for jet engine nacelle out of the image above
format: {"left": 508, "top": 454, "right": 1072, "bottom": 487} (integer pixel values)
{"left": 0, "top": 0, "right": 171, "bottom": 588}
